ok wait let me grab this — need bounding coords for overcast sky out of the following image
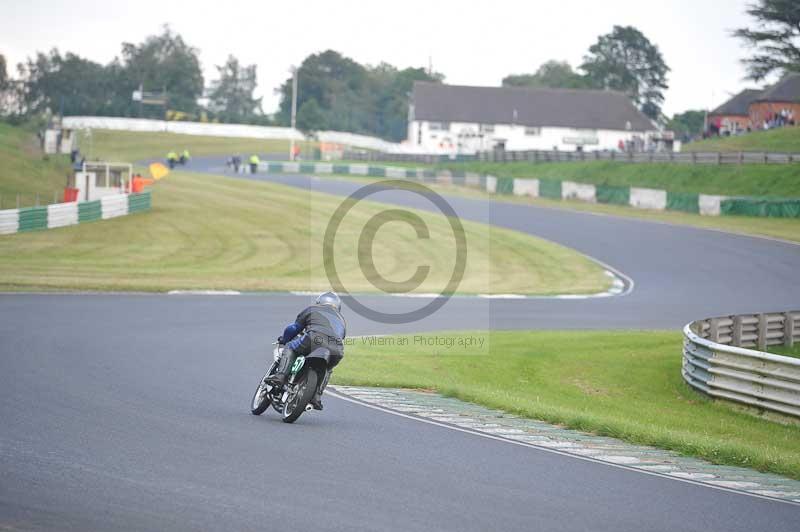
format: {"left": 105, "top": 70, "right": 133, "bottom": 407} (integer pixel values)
{"left": 1, "top": 0, "right": 770, "bottom": 117}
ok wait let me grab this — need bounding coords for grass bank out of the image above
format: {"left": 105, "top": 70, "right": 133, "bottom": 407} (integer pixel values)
{"left": 0, "top": 170, "right": 608, "bottom": 294}
{"left": 434, "top": 160, "right": 800, "bottom": 198}
{"left": 334, "top": 330, "right": 800, "bottom": 479}
{"left": 302, "top": 173, "right": 800, "bottom": 243}
{"left": 684, "top": 126, "right": 800, "bottom": 153}
{"left": 76, "top": 129, "right": 316, "bottom": 162}
{"left": 0, "top": 122, "right": 72, "bottom": 208}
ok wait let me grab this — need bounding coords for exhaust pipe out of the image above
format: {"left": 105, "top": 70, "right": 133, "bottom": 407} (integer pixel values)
{"left": 304, "top": 404, "right": 313, "bottom": 412}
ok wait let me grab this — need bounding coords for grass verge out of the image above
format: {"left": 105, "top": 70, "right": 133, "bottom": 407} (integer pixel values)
{"left": 76, "top": 129, "right": 316, "bottom": 162}
{"left": 0, "top": 170, "right": 609, "bottom": 294}
{"left": 684, "top": 127, "right": 800, "bottom": 153}
{"left": 334, "top": 330, "right": 800, "bottom": 479}
{"left": 434, "top": 160, "right": 800, "bottom": 198}
{"left": 0, "top": 122, "right": 72, "bottom": 208}
{"left": 296, "top": 173, "right": 800, "bottom": 244}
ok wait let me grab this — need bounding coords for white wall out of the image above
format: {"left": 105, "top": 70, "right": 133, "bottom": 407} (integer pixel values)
{"left": 410, "top": 119, "right": 647, "bottom": 154}
{"left": 63, "top": 116, "right": 436, "bottom": 154}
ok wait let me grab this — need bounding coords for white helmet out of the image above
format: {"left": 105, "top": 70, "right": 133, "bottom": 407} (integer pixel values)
{"left": 316, "top": 291, "right": 341, "bottom": 312}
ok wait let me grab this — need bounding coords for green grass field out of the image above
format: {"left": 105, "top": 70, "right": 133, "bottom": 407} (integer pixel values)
{"left": 76, "top": 129, "right": 315, "bottom": 162}
{"left": 0, "top": 170, "right": 609, "bottom": 294}
{"left": 434, "top": 160, "right": 800, "bottom": 198}
{"left": 0, "top": 122, "right": 72, "bottom": 208}
{"left": 334, "top": 330, "right": 800, "bottom": 479}
{"left": 684, "top": 126, "right": 800, "bottom": 153}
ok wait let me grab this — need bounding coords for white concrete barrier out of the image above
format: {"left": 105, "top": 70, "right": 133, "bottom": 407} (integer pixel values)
{"left": 47, "top": 203, "right": 78, "bottom": 228}
{"left": 0, "top": 209, "right": 19, "bottom": 234}
{"left": 699, "top": 194, "right": 725, "bottom": 216}
{"left": 513, "top": 178, "right": 539, "bottom": 197}
{"left": 314, "top": 163, "right": 333, "bottom": 174}
{"left": 386, "top": 167, "right": 407, "bottom": 179}
{"left": 485, "top": 176, "right": 497, "bottom": 194}
{"left": 100, "top": 194, "right": 129, "bottom": 219}
{"left": 630, "top": 187, "right": 667, "bottom": 210}
{"left": 349, "top": 164, "right": 369, "bottom": 175}
{"left": 562, "top": 181, "right": 596, "bottom": 203}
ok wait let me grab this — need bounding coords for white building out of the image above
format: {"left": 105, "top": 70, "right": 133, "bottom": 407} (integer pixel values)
{"left": 408, "top": 82, "right": 657, "bottom": 154}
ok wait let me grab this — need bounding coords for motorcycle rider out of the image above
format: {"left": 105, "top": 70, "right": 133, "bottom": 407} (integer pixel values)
{"left": 267, "top": 291, "right": 346, "bottom": 411}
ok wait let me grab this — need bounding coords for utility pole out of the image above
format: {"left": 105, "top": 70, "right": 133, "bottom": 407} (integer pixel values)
{"left": 289, "top": 67, "right": 298, "bottom": 161}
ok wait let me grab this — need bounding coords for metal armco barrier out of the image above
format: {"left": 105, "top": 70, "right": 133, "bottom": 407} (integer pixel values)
{"left": 682, "top": 311, "right": 800, "bottom": 418}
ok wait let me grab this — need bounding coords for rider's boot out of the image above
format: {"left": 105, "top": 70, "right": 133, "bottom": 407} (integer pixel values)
{"left": 266, "top": 347, "right": 295, "bottom": 386}
{"left": 310, "top": 369, "right": 332, "bottom": 410}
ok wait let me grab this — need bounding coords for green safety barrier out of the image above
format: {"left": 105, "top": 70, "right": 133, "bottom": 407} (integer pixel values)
{"left": 128, "top": 192, "right": 152, "bottom": 214}
{"left": 368, "top": 166, "right": 387, "bottom": 177}
{"left": 78, "top": 200, "right": 102, "bottom": 223}
{"left": 405, "top": 169, "right": 418, "bottom": 179}
{"left": 18, "top": 206, "right": 48, "bottom": 232}
{"left": 299, "top": 163, "right": 316, "bottom": 173}
{"left": 267, "top": 162, "right": 284, "bottom": 172}
{"left": 596, "top": 184, "right": 630, "bottom": 205}
{"left": 721, "top": 197, "right": 800, "bottom": 218}
{"left": 422, "top": 170, "right": 436, "bottom": 180}
{"left": 666, "top": 191, "right": 700, "bottom": 213}
{"left": 538, "top": 178, "right": 562, "bottom": 199}
{"left": 451, "top": 170, "right": 466, "bottom": 178}
{"left": 496, "top": 176, "right": 515, "bottom": 195}
{"left": 332, "top": 164, "right": 349, "bottom": 174}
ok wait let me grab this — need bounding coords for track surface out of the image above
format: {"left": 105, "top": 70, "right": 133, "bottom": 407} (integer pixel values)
{"left": 2, "top": 160, "right": 799, "bottom": 530}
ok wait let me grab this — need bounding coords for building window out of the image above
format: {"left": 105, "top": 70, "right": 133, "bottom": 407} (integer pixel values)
{"left": 524, "top": 127, "right": 541, "bottom": 136}
{"left": 481, "top": 124, "right": 495, "bottom": 133}
{"left": 429, "top": 122, "right": 450, "bottom": 131}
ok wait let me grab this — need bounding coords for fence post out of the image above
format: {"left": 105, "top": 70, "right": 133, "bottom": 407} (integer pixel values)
{"left": 764, "top": 152, "right": 768, "bottom": 164}
{"left": 757, "top": 313, "right": 767, "bottom": 351}
{"left": 785, "top": 312, "right": 795, "bottom": 348}
{"left": 717, "top": 152, "right": 722, "bottom": 165}
{"left": 692, "top": 152, "right": 697, "bottom": 164}
{"left": 739, "top": 152, "right": 744, "bottom": 165}
{"left": 611, "top": 151, "right": 615, "bottom": 161}
{"left": 732, "top": 315, "right": 743, "bottom": 346}
{"left": 53, "top": 190, "right": 58, "bottom": 205}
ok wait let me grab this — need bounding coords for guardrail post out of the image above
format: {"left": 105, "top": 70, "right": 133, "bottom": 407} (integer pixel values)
{"left": 709, "top": 318, "right": 719, "bottom": 342}
{"left": 785, "top": 312, "right": 795, "bottom": 347}
{"left": 764, "top": 152, "right": 768, "bottom": 164}
{"left": 757, "top": 313, "right": 767, "bottom": 350}
{"left": 692, "top": 152, "right": 697, "bottom": 164}
{"left": 732, "top": 315, "right": 743, "bottom": 346}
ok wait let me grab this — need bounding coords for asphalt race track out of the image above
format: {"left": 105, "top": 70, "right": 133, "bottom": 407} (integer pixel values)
{"left": 1, "top": 159, "right": 799, "bottom": 531}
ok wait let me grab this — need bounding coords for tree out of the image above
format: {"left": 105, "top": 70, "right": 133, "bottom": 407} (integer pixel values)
{"left": 0, "top": 53, "right": 7, "bottom": 89}
{"left": 15, "top": 49, "right": 114, "bottom": 116}
{"left": 502, "top": 61, "right": 591, "bottom": 89}
{"left": 208, "top": 55, "right": 262, "bottom": 122}
{"left": 581, "top": 26, "right": 670, "bottom": 119}
{"left": 734, "top": 0, "right": 800, "bottom": 80}
{"left": 120, "top": 26, "right": 204, "bottom": 115}
{"left": 667, "top": 110, "right": 706, "bottom": 138}
{"left": 296, "top": 98, "right": 326, "bottom": 133}
{"left": 277, "top": 50, "right": 442, "bottom": 141}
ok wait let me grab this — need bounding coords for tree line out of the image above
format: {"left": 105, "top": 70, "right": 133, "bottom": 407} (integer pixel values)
{"left": 0, "top": 1, "right": 797, "bottom": 141}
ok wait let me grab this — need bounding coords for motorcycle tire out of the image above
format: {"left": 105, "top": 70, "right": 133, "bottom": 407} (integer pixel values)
{"left": 250, "top": 368, "right": 274, "bottom": 415}
{"left": 282, "top": 369, "right": 318, "bottom": 424}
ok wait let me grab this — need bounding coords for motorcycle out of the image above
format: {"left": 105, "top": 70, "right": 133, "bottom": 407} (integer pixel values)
{"left": 250, "top": 342, "right": 335, "bottom": 423}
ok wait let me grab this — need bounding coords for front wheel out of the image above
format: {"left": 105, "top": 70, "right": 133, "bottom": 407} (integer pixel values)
{"left": 282, "top": 369, "right": 318, "bottom": 423}
{"left": 251, "top": 366, "right": 275, "bottom": 415}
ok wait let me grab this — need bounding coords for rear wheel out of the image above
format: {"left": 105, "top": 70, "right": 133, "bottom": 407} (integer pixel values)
{"left": 251, "top": 365, "right": 276, "bottom": 415}
{"left": 282, "top": 369, "right": 318, "bottom": 423}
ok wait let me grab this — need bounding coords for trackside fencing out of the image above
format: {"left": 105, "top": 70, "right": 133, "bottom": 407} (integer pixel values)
{"left": 258, "top": 161, "right": 799, "bottom": 218}
{"left": 683, "top": 311, "right": 800, "bottom": 418}
{"left": 0, "top": 191, "right": 151, "bottom": 235}
{"left": 344, "top": 148, "right": 800, "bottom": 166}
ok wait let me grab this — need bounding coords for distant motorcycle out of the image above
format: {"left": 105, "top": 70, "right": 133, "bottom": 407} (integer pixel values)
{"left": 250, "top": 342, "right": 335, "bottom": 423}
